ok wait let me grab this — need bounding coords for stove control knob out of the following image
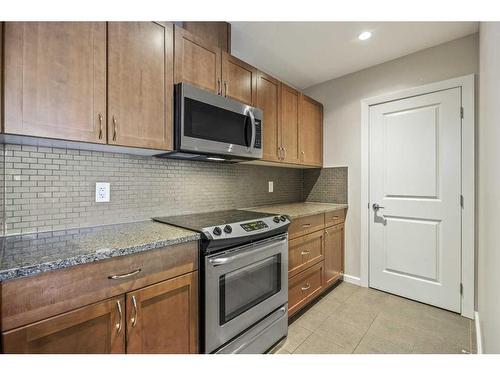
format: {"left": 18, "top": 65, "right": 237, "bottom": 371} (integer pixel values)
{"left": 273, "top": 216, "right": 280, "bottom": 223}
{"left": 280, "top": 215, "right": 287, "bottom": 222}
{"left": 213, "top": 227, "right": 222, "bottom": 236}
{"left": 224, "top": 225, "right": 232, "bottom": 234}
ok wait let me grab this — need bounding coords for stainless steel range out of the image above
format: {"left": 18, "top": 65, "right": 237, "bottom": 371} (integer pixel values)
{"left": 154, "top": 210, "right": 290, "bottom": 354}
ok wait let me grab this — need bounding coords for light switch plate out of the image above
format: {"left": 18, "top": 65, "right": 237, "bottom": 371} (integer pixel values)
{"left": 95, "top": 182, "right": 110, "bottom": 203}
{"left": 268, "top": 181, "right": 274, "bottom": 193}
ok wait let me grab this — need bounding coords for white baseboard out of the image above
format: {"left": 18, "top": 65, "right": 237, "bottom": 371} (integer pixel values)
{"left": 475, "top": 311, "right": 483, "bottom": 354}
{"left": 343, "top": 274, "right": 362, "bottom": 286}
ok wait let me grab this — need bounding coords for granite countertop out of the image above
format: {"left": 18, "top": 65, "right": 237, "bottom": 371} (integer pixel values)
{"left": 246, "top": 202, "right": 348, "bottom": 219}
{"left": 0, "top": 221, "right": 199, "bottom": 282}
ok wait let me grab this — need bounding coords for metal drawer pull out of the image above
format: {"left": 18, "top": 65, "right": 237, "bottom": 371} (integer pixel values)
{"left": 301, "top": 283, "right": 311, "bottom": 291}
{"left": 131, "top": 295, "right": 138, "bottom": 327}
{"left": 302, "top": 223, "right": 311, "bottom": 228}
{"left": 332, "top": 216, "right": 339, "bottom": 219}
{"left": 115, "top": 300, "right": 123, "bottom": 333}
{"left": 108, "top": 268, "right": 141, "bottom": 280}
{"left": 301, "top": 250, "right": 310, "bottom": 256}
{"left": 224, "top": 81, "right": 228, "bottom": 97}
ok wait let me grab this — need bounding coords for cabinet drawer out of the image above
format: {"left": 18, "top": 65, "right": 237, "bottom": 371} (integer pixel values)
{"left": 288, "top": 261, "right": 324, "bottom": 317}
{"left": 1, "top": 241, "right": 198, "bottom": 332}
{"left": 289, "top": 230, "right": 324, "bottom": 278}
{"left": 288, "top": 213, "right": 324, "bottom": 239}
{"left": 325, "top": 209, "right": 345, "bottom": 227}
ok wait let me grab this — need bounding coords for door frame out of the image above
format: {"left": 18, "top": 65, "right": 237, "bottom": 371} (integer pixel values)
{"left": 360, "top": 74, "right": 475, "bottom": 318}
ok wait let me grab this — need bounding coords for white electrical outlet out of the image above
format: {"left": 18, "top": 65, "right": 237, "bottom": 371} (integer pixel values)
{"left": 268, "top": 181, "right": 274, "bottom": 193}
{"left": 95, "top": 182, "right": 110, "bottom": 203}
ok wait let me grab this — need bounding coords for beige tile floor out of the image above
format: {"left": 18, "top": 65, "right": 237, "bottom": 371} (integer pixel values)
{"left": 273, "top": 282, "right": 476, "bottom": 354}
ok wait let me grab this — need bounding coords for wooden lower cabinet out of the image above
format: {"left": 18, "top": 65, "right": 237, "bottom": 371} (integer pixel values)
{"left": 2, "top": 271, "right": 198, "bottom": 354}
{"left": 324, "top": 224, "right": 344, "bottom": 287}
{"left": 288, "top": 229, "right": 324, "bottom": 278}
{"left": 287, "top": 210, "right": 345, "bottom": 317}
{"left": 288, "top": 261, "right": 324, "bottom": 316}
{"left": 2, "top": 297, "right": 125, "bottom": 354}
{"left": 126, "top": 271, "right": 198, "bottom": 354}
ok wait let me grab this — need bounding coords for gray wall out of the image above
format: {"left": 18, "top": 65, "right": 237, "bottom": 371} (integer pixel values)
{"left": 304, "top": 33, "right": 479, "bottom": 279}
{"left": 478, "top": 22, "right": 500, "bottom": 354}
{"left": 1, "top": 144, "right": 303, "bottom": 235}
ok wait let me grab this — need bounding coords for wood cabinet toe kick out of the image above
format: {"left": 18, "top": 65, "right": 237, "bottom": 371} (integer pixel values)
{"left": 287, "top": 209, "right": 346, "bottom": 317}
{"left": 1, "top": 240, "right": 199, "bottom": 354}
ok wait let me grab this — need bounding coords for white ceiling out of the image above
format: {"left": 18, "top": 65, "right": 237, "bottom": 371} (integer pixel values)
{"left": 230, "top": 22, "right": 479, "bottom": 89}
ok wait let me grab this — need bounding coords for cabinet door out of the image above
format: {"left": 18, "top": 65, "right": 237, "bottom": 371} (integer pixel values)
{"left": 299, "top": 94, "right": 323, "bottom": 166}
{"left": 180, "top": 22, "right": 230, "bottom": 52}
{"left": 3, "top": 22, "right": 106, "bottom": 143}
{"left": 221, "top": 52, "right": 257, "bottom": 105}
{"left": 174, "top": 26, "right": 221, "bottom": 93}
{"left": 2, "top": 297, "right": 125, "bottom": 354}
{"left": 324, "top": 224, "right": 344, "bottom": 287}
{"left": 126, "top": 271, "right": 198, "bottom": 354}
{"left": 108, "top": 22, "right": 173, "bottom": 150}
{"left": 280, "top": 84, "right": 300, "bottom": 164}
{"left": 256, "top": 72, "right": 281, "bottom": 162}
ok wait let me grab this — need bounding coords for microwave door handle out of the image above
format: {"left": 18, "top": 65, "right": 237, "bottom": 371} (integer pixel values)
{"left": 244, "top": 108, "right": 256, "bottom": 151}
{"left": 249, "top": 109, "right": 256, "bottom": 151}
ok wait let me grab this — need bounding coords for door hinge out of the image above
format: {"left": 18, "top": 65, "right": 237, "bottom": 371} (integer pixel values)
{"left": 460, "top": 107, "right": 464, "bottom": 119}
{"left": 460, "top": 283, "right": 463, "bottom": 295}
{"left": 460, "top": 194, "right": 464, "bottom": 208}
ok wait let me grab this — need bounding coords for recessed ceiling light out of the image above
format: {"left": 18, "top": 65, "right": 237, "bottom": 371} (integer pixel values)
{"left": 358, "top": 31, "right": 372, "bottom": 41}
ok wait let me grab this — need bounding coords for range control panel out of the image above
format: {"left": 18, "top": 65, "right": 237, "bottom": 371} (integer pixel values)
{"left": 240, "top": 220, "right": 268, "bottom": 232}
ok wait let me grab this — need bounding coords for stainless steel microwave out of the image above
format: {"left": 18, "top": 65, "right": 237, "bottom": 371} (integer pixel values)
{"left": 157, "top": 83, "right": 263, "bottom": 162}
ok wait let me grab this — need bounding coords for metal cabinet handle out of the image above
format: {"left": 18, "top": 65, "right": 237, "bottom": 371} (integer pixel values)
{"left": 302, "top": 223, "right": 311, "bottom": 228}
{"left": 301, "top": 283, "right": 311, "bottom": 291}
{"left": 283, "top": 147, "right": 286, "bottom": 160}
{"left": 131, "top": 295, "right": 138, "bottom": 328}
{"left": 108, "top": 268, "right": 141, "bottom": 280}
{"left": 372, "top": 203, "right": 385, "bottom": 210}
{"left": 98, "top": 113, "right": 103, "bottom": 140}
{"left": 301, "top": 250, "right": 310, "bottom": 256}
{"left": 112, "top": 115, "right": 118, "bottom": 141}
{"left": 115, "top": 300, "right": 123, "bottom": 333}
{"left": 217, "top": 79, "right": 221, "bottom": 95}
{"left": 224, "top": 81, "right": 228, "bottom": 97}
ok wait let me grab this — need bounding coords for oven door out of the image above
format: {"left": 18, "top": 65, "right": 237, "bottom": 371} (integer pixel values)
{"left": 204, "top": 234, "right": 288, "bottom": 353}
{"left": 176, "top": 82, "right": 263, "bottom": 160}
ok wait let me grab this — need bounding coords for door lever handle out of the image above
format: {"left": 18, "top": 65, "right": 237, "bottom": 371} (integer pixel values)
{"left": 372, "top": 203, "right": 385, "bottom": 210}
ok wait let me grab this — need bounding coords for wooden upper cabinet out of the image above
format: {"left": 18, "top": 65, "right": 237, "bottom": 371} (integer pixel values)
{"left": 221, "top": 52, "right": 257, "bottom": 106}
{"left": 174, "top": 25, "right": 221, "bottom": 94}
{"left": 2, "top": 297, "right": 125, "bottom": 354}
{"left": 280, "top": 84, "right": 300, "bottom": 164}
{"left": 179, "top": 22, "right": 231, "bottom": 53}
{"left": 256, "top": 72, "right": 281, "bottom": 162}
{"left": 299, "top": 94, "right": 323, "bottom": 166}
{"left": 324, "top": 224, "right": 344, "bottom": 288}
{"left": 126, "top": 271, "right": 198, "bottom": 354}
{"left": 3, "top": 22, "right": 106, "bottom": 143}
{"left": 107, "top": 22, "right": 173, "bottom": 151}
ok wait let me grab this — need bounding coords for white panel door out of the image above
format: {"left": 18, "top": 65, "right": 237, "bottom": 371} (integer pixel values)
{"left": 369, "top": 88, "right": 462, "bottom": 312}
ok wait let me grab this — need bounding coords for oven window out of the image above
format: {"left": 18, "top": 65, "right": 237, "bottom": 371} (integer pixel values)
{"left": 184, "top": 98, "right": 251, "bottom": 147}
{"left": 219, "top": 255, "right": 281, "bottom": 325}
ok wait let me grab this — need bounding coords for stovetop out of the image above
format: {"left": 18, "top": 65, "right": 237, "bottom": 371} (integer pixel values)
{"left": 153, "top": 209, "right": 290, "bottom": 254}
{"left": 153, "top": 210, "right": 277, "bottom": 232}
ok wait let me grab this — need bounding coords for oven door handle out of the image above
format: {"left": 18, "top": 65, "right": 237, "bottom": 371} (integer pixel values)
{"left": 209, "top": 257, "right": 233, "bottom": 266}
{"left": 208, "top": 235, "right": 287, "bottom": 267}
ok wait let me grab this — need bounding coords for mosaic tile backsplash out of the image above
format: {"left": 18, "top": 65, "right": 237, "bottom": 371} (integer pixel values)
{"left": 0, "top": 144, "right": 347, "bottom": 235}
